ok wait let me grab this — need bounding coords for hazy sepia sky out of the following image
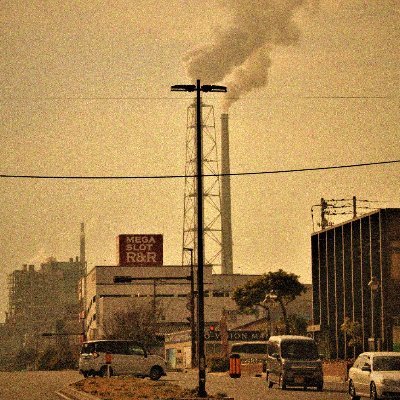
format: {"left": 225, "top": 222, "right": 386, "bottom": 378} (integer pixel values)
{"left": 1, "top": 0, "right": 399, "bottom": 321}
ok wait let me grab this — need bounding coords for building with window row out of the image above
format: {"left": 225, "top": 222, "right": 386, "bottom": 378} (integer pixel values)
{"left": 310, "top": 208, "right": 400, "bottom": 359}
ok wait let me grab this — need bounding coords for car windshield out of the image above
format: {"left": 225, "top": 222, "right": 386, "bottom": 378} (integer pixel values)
{"left": 81, "top": 343, "right": 95, "bottom": 354}
{"left": 281, "top": 341, "right": 319, "bottom": 360}
{"left": 373, "top": 356, "right": 400, "bottom": 371}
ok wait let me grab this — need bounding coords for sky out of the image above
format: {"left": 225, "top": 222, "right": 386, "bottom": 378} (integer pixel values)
{"left": 1, "top": 0, "right": 399, "bottom": 322}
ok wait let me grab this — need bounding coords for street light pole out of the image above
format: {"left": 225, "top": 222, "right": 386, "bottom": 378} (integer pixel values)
{"left": 172, "top": 81, "right": 227, "bottom": 398}
{"left": 368, "top": 276, "right": 380, "bottom": 351}
{"left": 263, "top": 291, "right": 278, "bottom": 337}
{"left": 184, "top": 247, "right": 197, "bottom": 368}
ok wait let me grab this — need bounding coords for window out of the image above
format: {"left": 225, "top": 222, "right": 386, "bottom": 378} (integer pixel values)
{"left": 127, "top": 343, "right": 145, "bottom": 356}
{"left": 81, "top": 342, "right": 95, "bottom": 354}
{"left": 354, "top": 355, "right": 368, "bottom": 369}
{"left": 374, "top": 356, "right": 400, "bottom": 371}
{"left": 232, "top": 343, "right": 267, "bottom": 354}
{"left": 281, "top": 341, "right": 319, "bottom": 360}
{"left": 267, "top": 342, "right": 278, "bottom": 356}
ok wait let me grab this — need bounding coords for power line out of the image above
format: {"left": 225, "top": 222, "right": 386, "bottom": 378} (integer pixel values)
{"left": 0, "top": 95, "right": 398, "bottom": 102}
{"left": 1, "top": 159, "right": 399, "bottom": 180}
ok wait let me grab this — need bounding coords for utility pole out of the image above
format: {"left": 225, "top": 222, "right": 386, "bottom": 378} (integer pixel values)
{"left": 353, "top": 196, "right": 357, "bottom": 219}
{"left": 321, "top": 198, "right": 329, "bottom": 229}
{"left": 172, "top": 81, "right": 227, "bottom": 398}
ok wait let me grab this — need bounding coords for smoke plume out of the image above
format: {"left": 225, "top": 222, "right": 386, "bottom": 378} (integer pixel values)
{"left": 184, "top": 0, "right": 307, "bottom": 111}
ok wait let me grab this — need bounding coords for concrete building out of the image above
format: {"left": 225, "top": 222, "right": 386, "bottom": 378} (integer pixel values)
{"left": 82, "top": 264, "right": 313, "bottom": 347}
{"left": 310, "top": 208, "right": 400, "bottom": 359}
{"left": 82, "top": 264, "right": 265, "bottom": 340}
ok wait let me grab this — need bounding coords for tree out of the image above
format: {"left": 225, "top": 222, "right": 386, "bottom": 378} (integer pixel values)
{"left": 14, "top": 347, "right": 37, "bottom": 370}
{"left": 341, "top": 317, "right": 363, "bottom": 350}
{"left": 232, "top": 269, "right": 306, "bottom": 334}
{"left": 103, "top": 300, "right": 163, "bottom": 349}
{"left": 275, "top": 314, "right": 309, "bottom": 336}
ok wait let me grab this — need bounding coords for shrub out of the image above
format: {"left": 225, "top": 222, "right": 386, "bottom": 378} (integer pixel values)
{"left": 208, "top": 356, "right": 229, "bottom": 372}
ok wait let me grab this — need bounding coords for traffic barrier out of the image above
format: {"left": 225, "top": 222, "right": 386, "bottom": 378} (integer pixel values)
{"left": 229, "top": 353, "right": 241, "bottom": 378}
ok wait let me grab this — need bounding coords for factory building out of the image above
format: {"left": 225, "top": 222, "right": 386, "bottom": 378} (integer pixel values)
{"left": 82, "top": 267, "right": 312, "bottom": 345}
{"left": 310, "top": 208, "right": 400, "bottom": 359}
{"left": 82, "top": 264, "right": 267, "bottom": 340}
{"left": 4, "top": 257, "right": 85, "bottom": 359}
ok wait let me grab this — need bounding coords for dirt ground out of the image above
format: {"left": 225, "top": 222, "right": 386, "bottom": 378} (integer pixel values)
{"left": 72, "top": 377, "right": 223, "bottom": 400}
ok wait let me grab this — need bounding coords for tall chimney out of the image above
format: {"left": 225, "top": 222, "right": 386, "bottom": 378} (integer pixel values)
{"left": 220, "top": 114, "right": 233, "bottom": 274}
{"left": 80, "top": 222, "right": 86, "bottom": 269}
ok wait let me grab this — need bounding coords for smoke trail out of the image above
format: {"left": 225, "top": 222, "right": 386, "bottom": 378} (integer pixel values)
{"left": 184, "top": 0, "right": 307, "bottom": 110}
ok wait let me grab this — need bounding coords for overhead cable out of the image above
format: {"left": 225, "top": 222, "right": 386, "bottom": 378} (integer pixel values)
{"left": 0, "top": 159, "right": 399, "bottom": 180}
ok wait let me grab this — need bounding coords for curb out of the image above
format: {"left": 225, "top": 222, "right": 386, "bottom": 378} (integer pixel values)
{"left": 56, "top": 386, "right": 101, "bottom": 400}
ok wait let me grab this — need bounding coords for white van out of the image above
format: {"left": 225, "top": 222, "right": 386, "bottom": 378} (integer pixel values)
{"left": 230, "top": 341, "right": 268, "bottom": 372}
{"left": 265, "top": 335, "right": 323, "bottom": 391}
{"left": 79, "top": 340, "right": 167, "bottom": 380}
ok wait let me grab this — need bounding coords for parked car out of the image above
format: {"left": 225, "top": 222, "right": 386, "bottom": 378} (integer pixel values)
{"left": 230, "top": 341, "right": 268, "bottom": 372}
{"left": 79, "top": 339, "right": 167, "bottom": 380}
{"left": 348, "top": 352, "right": 400, "bottom": 400}
{"left": 265, "top": 335, "right": 324, "bottom": 391}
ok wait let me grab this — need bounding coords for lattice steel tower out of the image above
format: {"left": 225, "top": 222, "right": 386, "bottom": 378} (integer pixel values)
{"left": 182, "top": 101, "right": 222, "bottom": 273}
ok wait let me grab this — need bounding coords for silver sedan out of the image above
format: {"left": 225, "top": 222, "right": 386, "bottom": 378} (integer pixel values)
{"left": 348, "top": 352, "right": 400, "bottom": 400}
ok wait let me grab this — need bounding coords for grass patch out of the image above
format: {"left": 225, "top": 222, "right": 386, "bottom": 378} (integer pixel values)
{"left": 72, "top": 377, "right": 228, "bottom": 400}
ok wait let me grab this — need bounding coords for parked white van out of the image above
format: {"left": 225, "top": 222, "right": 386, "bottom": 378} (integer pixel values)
{"left": 265, "top": 335, "right": 324, "bottom": 391}
{"left": 79, "top": 340, "right": 167, "bottom": 380}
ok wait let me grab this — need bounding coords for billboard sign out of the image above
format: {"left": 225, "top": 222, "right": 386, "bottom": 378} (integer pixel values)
{"left": 117, "top": 234, "right": 163, "bottom": 266}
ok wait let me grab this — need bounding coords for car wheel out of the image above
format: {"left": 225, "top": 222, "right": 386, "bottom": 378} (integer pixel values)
{"left": 279, "top": 375, "right": 287, "bottom": 390}
{"left": 370, "top": 382, "right": 378, "bottom": 400}
{"left": 99, "top": 365, "right": 113, "bottom": 377}
{"left": 266, "top": 373, "right": 273, "bottom": 388}
{"left": 149, "top": 366, "right": 163, "bottom": 381}
{"left": 349, "top": 380, "right": 360, "bottom": 400}
{"left": 81, "top": 371, "right": 89, "bottom": 378}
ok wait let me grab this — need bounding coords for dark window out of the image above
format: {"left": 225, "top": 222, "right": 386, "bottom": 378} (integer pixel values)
{"left": 94, "top": 341, "right": 128, "bottom": 355}
{"left": 81, "top": 342, "right": 95, "bottom": 354}
{"left": 374, "top": 356, "right": 400, "bottom": 371}
{"left": 126, "top": 343, "right": 145, "bottom": 356}
{"left": 267, "top": 342, "right": 278, "bottom": 356}
{"left": 281, "top": 340, "right": 319, "bottom": 360}
{"left": 231, "top": 343, "right": 267, "bottom": 354}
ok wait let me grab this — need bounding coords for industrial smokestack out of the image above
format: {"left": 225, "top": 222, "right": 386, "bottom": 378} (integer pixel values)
{"left": 221, "top": 114, "right": 233, "bottom": 275}
{"left": 184, "top": 0, "right": 307, "bottom": 110}
{"left": 80, "top": 222, "right": 86, "bottom": 271}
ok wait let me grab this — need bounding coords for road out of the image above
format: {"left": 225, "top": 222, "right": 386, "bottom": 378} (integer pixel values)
{"left": 0, "top": 370, "right": 80, "bottom": 400}
{"left": 168, "top": 370, "right": 349, "bottom": 400}
{"left": 0, "top": 369, "right": 349, "bottom": 400}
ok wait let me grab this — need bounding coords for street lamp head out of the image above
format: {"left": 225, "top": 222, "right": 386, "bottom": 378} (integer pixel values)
{"left": 368, "top": 276, "right": 380, "bottom": 292}
{"left": 201, "top": 85, "right": 227, "bottom": 93}
{"left": 263, "top": 290, "right": 278, "bottom": 304}
{"left": 269, "top": 290, "right": 278, "bottom": 301}
{"left": 171, "top": 84, "right": 196, "bottom": 92}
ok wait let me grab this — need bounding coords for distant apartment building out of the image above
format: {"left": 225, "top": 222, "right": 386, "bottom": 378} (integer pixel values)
{"left": 310, "top": 208, "right": 400, "bottom": 359}
{"left": 5, "top": 258, "right": 85, "bottom": 352}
